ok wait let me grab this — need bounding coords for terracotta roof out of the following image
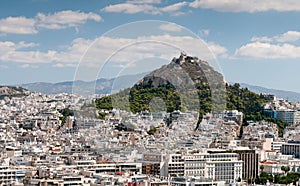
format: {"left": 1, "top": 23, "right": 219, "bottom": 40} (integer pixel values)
{"left": 262, "top": 162, "right": 278, "bottom": 165}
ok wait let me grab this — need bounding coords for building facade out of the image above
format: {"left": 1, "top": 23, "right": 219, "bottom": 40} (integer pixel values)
{"left": 281, "top": 141, "right": 300, "bottom": 158}
{"left": 232, "top": 150, "right": 259, "bottom": 181}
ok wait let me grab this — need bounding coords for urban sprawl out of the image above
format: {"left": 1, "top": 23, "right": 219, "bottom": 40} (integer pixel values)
{"left": 1, "top": 92, "right": 300, "bottom": 186}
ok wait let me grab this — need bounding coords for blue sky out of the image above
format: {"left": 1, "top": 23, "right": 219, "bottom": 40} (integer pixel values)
{"left": 1, "top": 0, "right": 300, "bottom": 93}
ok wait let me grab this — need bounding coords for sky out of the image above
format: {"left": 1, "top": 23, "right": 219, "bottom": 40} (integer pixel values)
{"left": 1, "top": 0, "right": 300, "bottom": 93}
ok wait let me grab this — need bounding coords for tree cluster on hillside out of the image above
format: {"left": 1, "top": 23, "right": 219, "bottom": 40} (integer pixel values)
{"left": 58, "top": 108, "right": 74, "bottom": 129}
{"left": 96, "top": 81, "right": 290, "bottom": 136}
{"left": 96, "top": 82, "right": 263, "bottom": 120}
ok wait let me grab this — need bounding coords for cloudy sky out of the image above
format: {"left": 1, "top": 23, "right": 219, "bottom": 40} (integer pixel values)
{"left": 1, "top": 0, "right": 300, "bottom": 92}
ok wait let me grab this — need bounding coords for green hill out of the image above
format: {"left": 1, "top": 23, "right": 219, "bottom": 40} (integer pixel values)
{"left": 95, "top": 54, "right": 286, "bottom": 135}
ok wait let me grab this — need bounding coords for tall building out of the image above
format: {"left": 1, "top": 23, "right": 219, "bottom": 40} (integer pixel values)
{"left": 230, "top": 149, "right": 259, "bottom": 181}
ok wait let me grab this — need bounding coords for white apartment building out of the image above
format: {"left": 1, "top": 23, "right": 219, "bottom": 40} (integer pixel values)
{"left": 166, "top": 153, "right": 184, "bottom": 177}
{"left": 184, "top": 154, "right": 206, "bottom": 178}
{"left": 0, "top": 166, "right": 25, "bottom": 185}
{"left": 260, "top": 162, "right": 285, "bottom": 175}
{"left": 70, "top": 162, "right": 142, "bottom": 174}
{"left": 165, "top": 152, "right": 243, "bottom": 184}
{"left": 170, "top": 177, "right": 226, "bottom": 186}
{"left": 222, "top": 110, "right": 243, "bottom": 124}
{"left": 203, "top": 153, "right": 242, "bottom": 184}
{"left": 271, "top": 141, "right": 285, "bottom": 151}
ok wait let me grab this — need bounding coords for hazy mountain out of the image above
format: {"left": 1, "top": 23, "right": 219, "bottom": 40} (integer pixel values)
{"left": 21, "top": 73, "right": 147, "bottom": 95}
{"left": 0, "top": 86, "right": 29, "bottom": 99}
{"left": 20, "top": 67, "right": 300, "bottom": 104}
{"left": 239, "top": 83, "right": 300, "bottom": 103}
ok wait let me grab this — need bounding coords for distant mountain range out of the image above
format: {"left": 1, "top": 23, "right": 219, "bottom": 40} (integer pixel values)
{"left": 21, "top": 73, "right": 148, "bottom": 95}
{"left": 239, "top": 83, "right": 300, "bottom": 103}
{"left": 19, "top": 74, "right": 300, "bottom": 102}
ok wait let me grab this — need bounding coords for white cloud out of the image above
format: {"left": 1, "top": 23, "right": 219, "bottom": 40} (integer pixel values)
{"left": 16, "top": 41, "right": 38, "bottom": 48}
{"left": 52, "top": 63, "right": 65, "bottom": 68}
{"left": 102, "top": 1, "right": 188, "bottom": 15}
{"left": 126, "top": 0, "right": 161, "bottom": 4}
{"left": 19, "top": 64, "right": 30, "bottom": 68}
{"left": 251, "top": 31, "right": 300, "bottom": 43}
{"left": 36, "top": 10, "right": 102, "bottom": 29}
{"left": 250, "top": 36, "right": 273, "bottom": 43}
{"left": 19, "top": 64, "right": 39, "bottom": 68}
{"left": 2, "top": 50, "right": 57, "bottom": 63}
{"left": 189, "top": 0, "right": 300, "bottom": 12}
{"left": 54, "top": 38, "right": 94, "bottom": 64}
{"left": 0, "top": 10, "right": 102, "bottom": 34}
{"left": 0, "top": 35, "right": 228, "bottom": 68}
{"left": 0, "top": 17, "right": 37, "bottom": 34}
{"left": 161, "top": 1, "right": 188, "bottom": 12}
{"left": 0, "top": 41, "right": 54, "bottom": 64}
{"left": 74, "top": 34, "right": 228, "bottom": 68}
{"left": 235, "top": 42, "right": 300, "bottom": 59}
{"left": 275, "top": 31, "right": 300, "bottom": 42}
{"left": 207, "top": 42, "right": 228, "bottom": 58}
{"left": 0, "top": 38, "right": 92, "bottom": 65}
{"left": 53, "top": 63, "right": 77, "bottom": 68}
{"left": 237, "top": 31, "right": 300, "bottom": 59}
{"left": 102, "top": 3, "right": 161, "bottom": 15}
{"left": 0, "top": 41, "right": 37, "bottom": 56}
{"left": 159, "top": 23, "right": 183, "bottom": 32}
{"left": 171, "top": 12, "right": 188, "bottom": 16}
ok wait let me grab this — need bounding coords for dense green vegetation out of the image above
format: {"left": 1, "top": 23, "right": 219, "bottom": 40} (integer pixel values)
{"left": 98, "top": 111, "right": 107, "bottom": 120}
{"left": 58, "top": 108, "right": 74, "bottom": 129}
{"left": 129, "top": 80, "right": 181, "bottom": 113}
{"left": 95, "top": 81, "right": 267, "bottom": 122}
{"left": 226, "top": 83, "right": 266, "bottom": 122}
{"left": 147, "top": 125, "right": 159, "bottom": 135}
{"left": 255, "top": 171, "right": 300, "bottom": 185}
{"left": 226, "top": 83, "right": 289, "bottom": 137}
{"left": 256, "top": 171, "right": 273, "bottom": 185}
